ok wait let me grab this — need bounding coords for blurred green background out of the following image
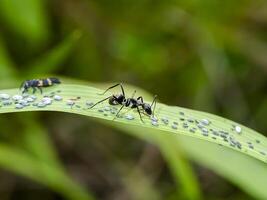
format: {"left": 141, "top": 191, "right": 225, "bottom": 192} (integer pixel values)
{"left": 0, "top": 0, "right": 267, "bottom": 199}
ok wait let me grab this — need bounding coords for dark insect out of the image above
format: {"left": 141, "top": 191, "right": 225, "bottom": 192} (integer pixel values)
{"left": 20, "top": 78, "right": 61, "bottom": 94}
{"left": 90, "top": 83, "right": 157, "bottom": 122}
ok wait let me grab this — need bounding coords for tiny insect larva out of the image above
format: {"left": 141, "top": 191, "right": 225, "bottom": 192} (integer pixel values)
{"left": 20, "top": 78, "right": 61, "bottom": 94}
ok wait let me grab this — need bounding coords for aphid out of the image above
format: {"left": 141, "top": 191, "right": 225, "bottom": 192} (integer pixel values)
{"left": 15, "top": 104, "right": 24, "bottom": 109}
{"left": 171, "top": 125, "right": 178, "bottom": 130}
{"left": 89, "top": 83, "right": 157, "bottom": 122}
{"left": 125, "top": 114, "right": 135, "bottom": 120}
{"left": 234, "top": 125, "right": 242, "bottom": 134}
{"left": 0, "top": 93, "right": 10, "bottom": 100}
{"left": 200, "top": 119, "right": 210, "bottom": 126}
{"left": 12, "top": 95, "right": 23, "bottom": 101}
{"left": 20, "top": 78, "right": 61, "bottom": 94}
{"left": 151, "top": 121, "right": 159, "bottom": 126}
{"left": 42, "top": 97, "right": 53, "bottom": 105}
{"left": 54, "top": 95, "right": 62, "bottom": 101}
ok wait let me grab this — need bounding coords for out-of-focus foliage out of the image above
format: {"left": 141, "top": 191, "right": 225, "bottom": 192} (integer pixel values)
{"left": 0, "top": 0, "right": 267, "bottom": 199}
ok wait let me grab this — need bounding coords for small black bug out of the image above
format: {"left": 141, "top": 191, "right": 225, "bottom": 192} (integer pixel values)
{"left": 90, "top": 83, "right": 157, "bottom": 122}
{"left": 20, "top": 78, "right": 61, "bottom": 94}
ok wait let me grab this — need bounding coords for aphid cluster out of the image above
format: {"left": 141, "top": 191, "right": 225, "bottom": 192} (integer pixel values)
{"left": 20, "top": 78, "right": 61, "bottom": 94}
{"left": 90, "top": 83, "right": 157, "bottom": 122}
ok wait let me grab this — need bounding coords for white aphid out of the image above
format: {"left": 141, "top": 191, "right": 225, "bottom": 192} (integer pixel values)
{"left": 104, "top": 106, "right": 111, "bottom": 111}
{"left": 30, "top": 95, "right": 37, "bottom": 100}
{"left": 151, "top": 116, "right": 158, "bottom": 122}
{"left": 151, "top": 121, "right": 159, "bottom": 126}
{"left": 54, "top": 95, "right": 62, "bottom": 101}
{"left": 86, "top": 101, "right": 94, "bottom": 106}
{"left": 25, "top": 97, "right": 34, "bottom": 102}
{"left": 15, "top": 104, "right": 24, "bottom": 109}
{"left": 37, "top": 102, "right": 46, "bottom": 108}
{"left": 42, "top": 97, "right": 52, "bottom": 105}
{"left": 18, "top": 99, "right": 28, "bottom": 106}
{"left": 235, "top": 126, "right": 242, "bottom": 134}
{"left": 2, "top": 100, "right": 12, "bottom": 105}
{"left": 12, "top": 95, "right": 23, "bottom": 101}
{"left": 125, "top": 114, "right": 134, "bottom": 120}
{"left": 0, "top": 93, "right": 10, "bottom": 100}
{"left": 200, "top": 119, "right": 210, "bottom": 126}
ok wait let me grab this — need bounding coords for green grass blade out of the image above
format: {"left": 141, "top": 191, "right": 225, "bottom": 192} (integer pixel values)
{"left": 117, "top": 124, "right": 267, "bottom": 199}
{"left": 0, "top": 143, "right": 94, "bottom": 200}
{"left": 18, "top": 113, "right": 61, "bottom": 167}
{"left": 178, "top": 134, "right": 267, "bottom": 200}
{"left": 156, "top": 136, "right": 202, "bottom": 200}
{"left": 1, "top": 83, "right": 267, "bottom": 199}
{"left": 0, "top": 84, "right": 265, "bottom": 164}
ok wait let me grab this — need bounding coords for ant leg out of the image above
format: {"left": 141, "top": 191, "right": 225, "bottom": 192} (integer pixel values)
{"left": 137, "top": 96, "right": 144, "bottom": 103}
{"left": 113, "top": 105, "right": 124, "bottom": 120}
{"left": 151, "top": 95, "right": 157, "bottom": 117}
{"left": 98, "top": 83, "right": 125, "bottom": 96}
{"left": 119, "top": 83, "right": 125, "bottom": 97}
{"left": 131, "top": 90, "right": 136, "bottom": 98}
{"left": 150, "top": 95, "right": 157, "bottom": 107}
{"left": 89, "top": 96, "right": 112, "bottom": 109}
{"left": 140, "top": 111, "right": 150, "bottom": 118}
{"left": 136, "top": 106, "right": 144, "bottom": 123}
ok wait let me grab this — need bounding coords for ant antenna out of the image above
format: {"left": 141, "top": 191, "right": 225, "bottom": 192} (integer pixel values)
{"left": 151, "top": 95, "right": 157, "bottom": 117}
{"left": 131, "top": 90, "right": 136, "bottom": 98}
{"left": 89, "top": 96, "right": 112, "bottom": 109}
{"left": 98, "top": 83, "right": 125, "bottom": 96}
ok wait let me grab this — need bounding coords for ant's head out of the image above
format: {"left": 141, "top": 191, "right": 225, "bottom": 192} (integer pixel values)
{"left": 116, "top": 94, "right": 125, "bottom": 102}
{"left": 142, "top": 103, "right": 152, "bottom": 115}
{"left": 141, "top": 95, "right": 157, "bottom": 116}
{"left": 109, "top": 94, "right": 124, "bottom": 105}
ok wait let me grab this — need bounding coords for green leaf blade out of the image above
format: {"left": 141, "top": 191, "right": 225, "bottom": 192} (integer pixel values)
{"left": 0, "top": 83, "right": 266, "bottom": 164}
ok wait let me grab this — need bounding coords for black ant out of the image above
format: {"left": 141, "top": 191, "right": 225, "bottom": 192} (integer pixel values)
{"left": 89, "top": 83, "right": 157, "bottom": 122}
